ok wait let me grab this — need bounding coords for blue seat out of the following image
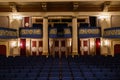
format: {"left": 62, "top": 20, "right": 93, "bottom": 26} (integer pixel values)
{"left": 37, "top": 77, "right": 48, "bottom": 80}
{"left": 72, "top": 72, "right": 83, "bottom": 77}
{"left": 27, "top": 72, "right": 37, "bottom": 78}
{"left": 16, "top": 73, "right": 27, "bottom": 78}
{"left": 74, "top": 77, "right": 85, "bottom": 80}
{"left": 49, "top": 77, "right": 59, "bottom": 80}
{"left": 83, "top": 72, "right": 94, "bottom": 77}
{"left": 86, "top": 77, "right": 97, "bottom": 80}
{"left": 39, "top": 73, "right": 49, "bottom": 77}
{"left": 62, "top": 77, "right": 72, "bottom": 80}
{"left": 62, "top": 72, "right": 71, "bottom": 77}
{"left": 50, "top": 72, "right": 59, "bottom": 77}
{"left": 95, "top": 72, "right": 105, "bottom": 78}
{"left": 17, "top": 77, "right": 36, "bottom": 80}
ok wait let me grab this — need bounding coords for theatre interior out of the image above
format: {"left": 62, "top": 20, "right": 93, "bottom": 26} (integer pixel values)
{"left": 0, "top": 0, "right": 120, "bottom": 80}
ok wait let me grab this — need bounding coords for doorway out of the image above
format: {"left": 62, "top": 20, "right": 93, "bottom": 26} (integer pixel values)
{"left": 79, "top": 39, "right": 89, "bottom": 55}
{"left": 20, "top": 39, "right": 26, "bottom": 56}
{"left": 31, "top": 39, "right": 43, "bottom": 56}
{"left": 52, "top": 39, "right": 67, "bottom": 57}
{"left": 114, "top": 44, "right": 120, "bottom": 55}
{"left": 96, "top": 38, "right": 101, "bottom": 55}
{"left": 0, "top": 45, "right": 6, "bottom": 56}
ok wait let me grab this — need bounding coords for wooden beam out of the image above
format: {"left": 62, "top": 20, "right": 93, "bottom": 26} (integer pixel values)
{"left": 0, "top": 6, "right": 11, "bottom": 12}
{"left": 109, "top": 6, "right": 120, "bottom": 11}
{"left": 0, "top": 0, "right": 120, "bottom": 2}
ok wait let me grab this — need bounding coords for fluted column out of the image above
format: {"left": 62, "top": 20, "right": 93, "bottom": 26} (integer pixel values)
{"left": 72, "top": 17, "right": 78, "bottom": 56}
{"left": 43, "top": 17, "right": 48, "bottom": 55}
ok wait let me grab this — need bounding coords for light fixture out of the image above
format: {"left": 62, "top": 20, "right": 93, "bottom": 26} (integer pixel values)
{"left": 104, "top": 39, "right": 109, "bottom": 46}
{"left": 69, "top": 39, "right": 72, "bottom": 47}
{"left": 32, "top": 47, "right": 36, "bottom": 52}
{"left": 12, "top": 14, "right": 22, "bottom": 20}
{"left": 98, "top": 11, "right": 111, "bottom": 20}
{"left": 11, "top": 41, "right": 17, "bottom": 48}
{"left": 98, "top": 15, "right": 110, "bottom": 20}
{"left": 20, "top": 43, "right": 23, "bottom": 47}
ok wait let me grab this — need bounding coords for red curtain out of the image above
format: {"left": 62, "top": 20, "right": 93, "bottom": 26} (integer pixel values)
{"left": 32, "top": 41, "right": 36, "bottom": 47}
{"left": 0, "top": 45, "right": 6, "bottom": 56}
{"left": 83, "top": 40, "right": 87, "bottom": 46}
{"left": 96, "top": 38, "right": 101, "bottom": 55}
{"left": 20, "top": 39, "right": 26, "bottom": 56}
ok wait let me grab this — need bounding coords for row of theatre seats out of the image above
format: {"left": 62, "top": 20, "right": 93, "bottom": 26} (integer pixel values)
{"left": 0, "top": 55, "right": 120, "bottom": 80}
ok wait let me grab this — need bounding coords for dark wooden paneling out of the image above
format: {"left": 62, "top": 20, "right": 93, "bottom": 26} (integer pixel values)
{"left": 0, "top": 6, "right": 11, "bottom": 12}
{"left": 17, "top": 6, "right": 44, "bottom": 12}
{"left": 77, "top": 6, "right": 102, "bottom": 12}
{"left": 109, "top": 6, "right": 120, "bottom": 11}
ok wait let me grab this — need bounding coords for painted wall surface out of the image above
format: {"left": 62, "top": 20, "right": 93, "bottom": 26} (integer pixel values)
{"left": 0, "top": 16, "right": 9, "bottom": 28}
{"left": 111, "top": 15, "right": 120, "bottom": 27}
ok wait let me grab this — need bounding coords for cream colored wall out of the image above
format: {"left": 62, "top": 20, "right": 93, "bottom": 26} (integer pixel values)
{"left": 111, "top": 15, "right": 120, "bottom": 27}
{"left": 26, "top": 38, "right": 31, "bottom": 56}
{"left": 89, "top": 38, "right": 95, "bottom": 55}
{"left": 9, "top": 39, "right": 20, "bottom": 57}
{"left": 9, "top": 16, "right": 22, "bottom": 29}
{"left": 98, "top": 17, "right": 111, "bottom": 36}
{"left": 100, "top": 38, "right": 112, "bottom": 56}
{"left": 98, "top": 16, "right": 111, "bottom": 56}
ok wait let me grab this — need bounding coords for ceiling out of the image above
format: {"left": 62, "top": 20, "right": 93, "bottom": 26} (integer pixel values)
{"left": 0, "top": 1, "right": 120, "bottom": 12}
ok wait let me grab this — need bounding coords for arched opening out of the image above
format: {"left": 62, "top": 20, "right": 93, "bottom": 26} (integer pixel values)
{"left": 114, "top": 44, "right": 120, "bottom": 55}
{"left": 0, "top": 45, "right": 6, "bottom": 56}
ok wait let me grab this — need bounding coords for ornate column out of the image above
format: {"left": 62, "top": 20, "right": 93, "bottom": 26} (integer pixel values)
{"left": 72, "top": 17, "right": 78, "bottom": 56}
{"left": 43, "top": 17, "right": 48, "bottom": 55}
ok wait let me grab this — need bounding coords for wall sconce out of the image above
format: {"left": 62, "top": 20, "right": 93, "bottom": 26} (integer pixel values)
{"left": 104, "top": 39, "right": 109, "bottom": 46}
{"left": 26, "top": 43, "right": 30, "bottom": 47}
{"left": 12, "top": 15, "right": 22, "bottom": 20}
{"left": 11, "top": 41, "right": 17, "bottom": 48}
{"left": 69, "top": 39, "right": 72, "bottom": 47}
{"left": 32, "top": 47, "right": 36, "bottom": 52}
{"left": 49, "top": 40, "right": 53, "bottom": 47}
{"left": 20, "top": 43, "right": 23, "bottom": 47}
{"left": 11, "top": 12, "right": 22, "bottom": 20}
{"left": 67, "top": 39, "right": 72, "bottom": 47}
{"left": 98, "top": 15, "right": 110, "bottom": 20}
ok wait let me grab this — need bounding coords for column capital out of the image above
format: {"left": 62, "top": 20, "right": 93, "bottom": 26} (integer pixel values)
{"left": 43, "top": 16, "right": 48, "bottom": 19}
{"left": 72, "top": 16, "right": 77, "bottom": 19}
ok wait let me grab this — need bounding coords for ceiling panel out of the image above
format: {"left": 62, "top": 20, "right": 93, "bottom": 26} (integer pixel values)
{"left": 0, "top": 1, "right": 119, "bottom": 12}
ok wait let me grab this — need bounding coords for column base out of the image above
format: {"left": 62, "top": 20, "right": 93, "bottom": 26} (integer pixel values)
{"left": 42, "top": 52, "right": 48, "bottom": 56}
{"left": 72, "top": 52, "right": 78, "bottom": 57}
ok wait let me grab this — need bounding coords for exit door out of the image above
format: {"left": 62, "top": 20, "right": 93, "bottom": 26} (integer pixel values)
{"left": 79, "top": 39, "right": 89, "bottom": 55}
{"left": 54, "top": 39, "right": 66, "bottom": 57}
{"left": 114, "top": 44, "right": 120, "bottom": 55}
{"left": 31, "top": 39, "right": 43, "bottom": 56}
